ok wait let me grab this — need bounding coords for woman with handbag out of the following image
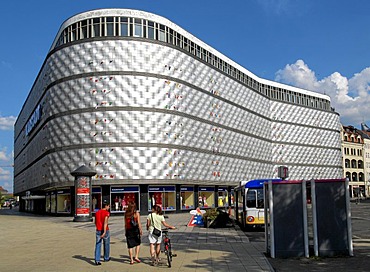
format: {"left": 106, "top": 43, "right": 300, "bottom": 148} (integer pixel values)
{"left": 146, "top": 205, "right": 176, "bottom": 265}
{"left": 124, "top": 202, "right": 142, "bottom": 265}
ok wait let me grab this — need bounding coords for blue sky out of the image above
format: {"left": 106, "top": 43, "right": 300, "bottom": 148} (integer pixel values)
{"left": 1, "top": 0, "right": 370, "bottom": 193}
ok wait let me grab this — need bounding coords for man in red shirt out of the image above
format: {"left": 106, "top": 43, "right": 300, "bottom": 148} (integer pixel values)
{"left": 94, "top": 201, "right": 110, "bottom": 265}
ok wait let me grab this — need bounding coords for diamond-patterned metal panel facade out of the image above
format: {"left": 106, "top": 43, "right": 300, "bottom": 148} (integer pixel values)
{"left": 14, "top": 15, "right": 342, "bottom": 194}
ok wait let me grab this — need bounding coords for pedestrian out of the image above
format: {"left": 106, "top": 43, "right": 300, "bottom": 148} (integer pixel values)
{"left": 124, "top": 202, "right": 142, "bottom": 265}
{"left": 94, "top": 201, "right": 111, "bottom": 265}
{"left": 146, "top": 205, "right": 175, "bottom": 265}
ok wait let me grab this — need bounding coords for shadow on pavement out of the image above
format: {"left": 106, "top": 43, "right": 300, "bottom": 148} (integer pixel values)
{"left": 72, "top": 255, "right": 96, "bottom": 266}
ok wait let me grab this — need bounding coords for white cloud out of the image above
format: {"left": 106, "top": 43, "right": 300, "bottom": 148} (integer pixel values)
{"left": 0, "top": 165, "right": 13, "bottom": 192}
{"left": 275, "top": 60, "right": 370, "bottom": 126}
{"left": 0, "top": 167, "right": 11, "bottom": 190}
{"left": 1, "top": 60, "right": 13, "bottom": 69}
{"left": 0, "top": 151, "right": 7, "bottom": 161}
{"left": 0, "top": 181, "right": 12, "bottom": 193}
{"left": 275, "top": 59, "right": 318, "bottom": 90}
{"left": 0, "top": 115, "right": 17, "bottom": 130}
{"left": 1, "top": 60, "right": 13, "bottom": 73}
{"left": 0, "top": 148, "right": 11, "bottom": 162}
{"left": 349, "top": 68, "right": 370, "bottom": 98}
{"left": 256, "top": 0, "right": 310, "bottom": 16}
{"left": 257, "top": 0, "right": 290, "bottom": 14}
{"left": 0, "top": 167, "right": 11, "bottom": 176}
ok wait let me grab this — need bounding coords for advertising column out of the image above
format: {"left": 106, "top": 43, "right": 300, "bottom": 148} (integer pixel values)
{"left": 71, "top": 165, "right": 96, "bottom": 222}
{"left": 75, "top": 177, "right": 90, "bottom": 220}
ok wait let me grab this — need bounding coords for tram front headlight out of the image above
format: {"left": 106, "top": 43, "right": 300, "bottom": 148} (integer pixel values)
{"left": 247, "top": 216, "right": 255, "bottom": 222}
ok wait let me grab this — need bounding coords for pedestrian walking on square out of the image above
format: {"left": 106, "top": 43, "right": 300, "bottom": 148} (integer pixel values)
{"left": 94, "top": 201, "right": 111, "bottom": 265}
{"left": 124, "top": 202, "right": 142, "bottom": 265}
{"left": 146, "top": 205, "right": 175, "bottom": 265}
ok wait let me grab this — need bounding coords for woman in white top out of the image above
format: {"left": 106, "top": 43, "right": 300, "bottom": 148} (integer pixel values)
{"left": 146, "top": 205, "right": 175, "bottom": 265}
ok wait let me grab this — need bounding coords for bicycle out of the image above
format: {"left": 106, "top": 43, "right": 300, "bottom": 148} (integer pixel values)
{"left": 161, "top": 228, "right": 176, "bottom": 267}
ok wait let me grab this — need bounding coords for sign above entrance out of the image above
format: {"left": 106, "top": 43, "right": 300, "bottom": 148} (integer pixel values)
{"left": 149, "top": 186, "right": 175, "bottom": 192}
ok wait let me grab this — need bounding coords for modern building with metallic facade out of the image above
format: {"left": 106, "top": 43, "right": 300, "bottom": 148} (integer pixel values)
{"left": 14, "top": 9, "right": 343, "bottom": 214}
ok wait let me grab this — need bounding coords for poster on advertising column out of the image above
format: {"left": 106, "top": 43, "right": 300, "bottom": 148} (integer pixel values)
{"left": 76, "top": 176, "right": 90, "bottom": 216}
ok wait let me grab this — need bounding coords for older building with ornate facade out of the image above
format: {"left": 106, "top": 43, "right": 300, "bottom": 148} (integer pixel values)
{"left": 342, "top": 125, "right": 368, "bottom": 197}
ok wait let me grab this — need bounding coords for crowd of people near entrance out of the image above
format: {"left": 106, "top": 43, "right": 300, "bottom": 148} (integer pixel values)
{"left": 94, "top": 201, "right": 176, "bottom": 266}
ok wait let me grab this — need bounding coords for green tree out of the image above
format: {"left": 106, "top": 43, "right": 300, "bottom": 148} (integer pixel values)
{"left": 0, "top": 192, "right": 5, "bottom": 208}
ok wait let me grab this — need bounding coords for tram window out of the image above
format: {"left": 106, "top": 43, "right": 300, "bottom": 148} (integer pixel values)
{"left": 256, "top": 189, "right": 264, "bottom": 208}
{"left": 247, "top": 189, "right": 264, "bottom": 208}
{"left": 246, "top": 190, "right": 257, "bottom": 208}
